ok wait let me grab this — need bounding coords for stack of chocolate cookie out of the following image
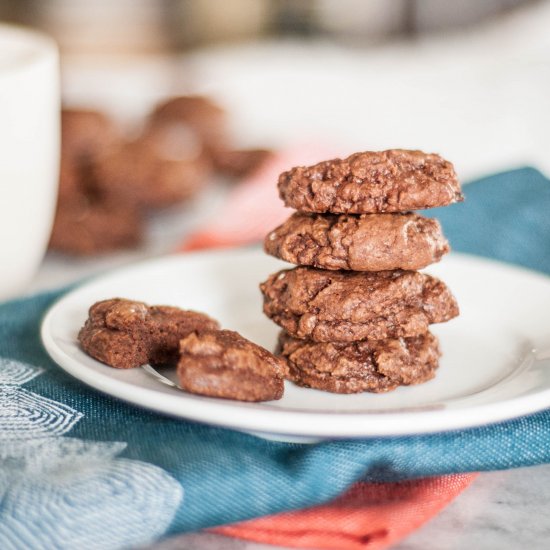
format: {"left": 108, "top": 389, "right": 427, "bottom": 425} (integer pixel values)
{"left": 260, "top": 149, "right": 462, "bottom": 393}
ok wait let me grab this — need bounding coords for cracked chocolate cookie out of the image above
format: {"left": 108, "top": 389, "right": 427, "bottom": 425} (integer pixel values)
{"left": 265, "top": 211, "right": 449, "bottom": 271}
{"left": 278, "top": 149, "right": 463, "bottom": 214}
{"left": 78, "top": 298, "right": 219, "bottom": 369}
{"left": 260, "top": 267, "right": 459, "bottom": 342}
{"left": 178, "top": 329, "right": 288, "bottom": 401}
{"left": 278, "top": 330, "right": 440, "bottom": 393}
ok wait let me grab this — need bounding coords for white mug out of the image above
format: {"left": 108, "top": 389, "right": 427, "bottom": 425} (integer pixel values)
{"left": 0, "top": 24, "right": 60, "bottom": 300}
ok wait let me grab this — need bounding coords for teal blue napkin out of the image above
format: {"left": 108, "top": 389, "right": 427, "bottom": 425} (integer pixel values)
{"left": 1, "top": 167, "right": 549, "bottom": 549}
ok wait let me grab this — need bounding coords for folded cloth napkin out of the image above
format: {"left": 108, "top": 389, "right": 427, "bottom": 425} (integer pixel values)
{"left": 214, "top": 474, "right": 476, "bottom": 550}
{"left": 1, "top": 166, "right": 549, "bottom": 549}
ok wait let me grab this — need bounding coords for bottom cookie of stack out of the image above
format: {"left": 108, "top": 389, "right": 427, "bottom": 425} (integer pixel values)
{"left": 277, "top": 331, "right": 440, "bottom": 394}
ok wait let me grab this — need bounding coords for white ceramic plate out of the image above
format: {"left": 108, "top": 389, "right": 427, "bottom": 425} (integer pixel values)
{"left": 41, "top": 248, "right": 550, "bottom": 440}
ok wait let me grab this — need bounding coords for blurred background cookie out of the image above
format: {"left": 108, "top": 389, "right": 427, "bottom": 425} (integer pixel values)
{"left": 61, "top": 108, "right": 119, "bottom": 161}
{"left": 90, "top": 137, "right": 210, "bottom": 210}
{"left": 50, "top": 95, "right": 272, "bottom": 256}
{"left": 49, "top": 193, "right": 144, "bottom": 255}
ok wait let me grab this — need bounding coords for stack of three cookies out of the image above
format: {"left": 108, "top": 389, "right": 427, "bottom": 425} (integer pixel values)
{"left": 260, "top": 149, "right": 462, "bottom": 393}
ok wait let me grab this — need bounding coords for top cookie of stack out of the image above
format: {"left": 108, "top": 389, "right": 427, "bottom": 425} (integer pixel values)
{"left": 278, "top": 149, "right": 462, "bottom": 215}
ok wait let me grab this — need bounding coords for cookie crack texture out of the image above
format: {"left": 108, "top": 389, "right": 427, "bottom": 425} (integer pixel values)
{"left": 278, "top": 331, "right": 440, "bottom": 393}
{"left": 260, "top": 267, "right": 458, "bottom": 342}
{"left": 278, "top": 149, "right": 462, "bottom": 214}
{"left": 264, "top": 212, "right": 450, "bottom": 272}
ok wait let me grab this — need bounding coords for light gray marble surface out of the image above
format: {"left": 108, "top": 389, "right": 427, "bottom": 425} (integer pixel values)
{"left": 395, "top": 464, "right": 550, "bottom": 550}
{"left": 148, "top": 465, "right": 550, "bottom": 550}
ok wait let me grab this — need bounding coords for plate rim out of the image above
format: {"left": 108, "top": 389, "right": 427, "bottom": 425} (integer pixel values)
{"left": 41, "top": 248, "right": 550, "bottom": 439}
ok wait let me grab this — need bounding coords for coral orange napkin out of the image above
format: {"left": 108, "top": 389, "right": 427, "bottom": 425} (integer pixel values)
{"left": 214, "top": 474, "right": 476, "bottom": 550}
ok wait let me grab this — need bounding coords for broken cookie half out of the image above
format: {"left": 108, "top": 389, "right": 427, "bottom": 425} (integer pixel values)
{"left": 78, "top": 298, "right": 219, "bottom": 369}
{"left": 78, "top": 298, "right": 287, "bottom": 402}
{"left": 178, "top": 330, "right": 288, "bottom": 402}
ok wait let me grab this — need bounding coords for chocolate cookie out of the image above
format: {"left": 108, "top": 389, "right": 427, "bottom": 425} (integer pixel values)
{"left": 260, "top": 267, "right": 459, "bottom": 342}
{"left": 61, "top": 108, "right": 119, "bottom": 161}
{"left": 139, "top": 120, "right": 206, "bottom": 162}
{"left": 49, "top": 194, "right": 143, "bottom": 255}
{"left": 278, "top": 149, "right": 463, "bottom": 214}
{"left": 91, "top": 137, "right": 210, "bottom": 209}
{"left": 278, "top": 330, "right": 440, "bottom": 393}
{"left": 148, "top": 95, "right": 227, "bottom": 154}
{"left": 59, "top": 109, "right": 121, "bottom": 201}
{"left": 78, "top": 298, "right": 219, "bottom": 369}
{"left": 212, "top": 148, "right": 272, "bottom": 178}
{"left": 265, "top": 211, "right": 449, "bottom": 271}
{"left": 78, "top": 299, "right": 150, "bottom": 369}
{"left": 177, "top": 330, "right": 288, "bottom": 401}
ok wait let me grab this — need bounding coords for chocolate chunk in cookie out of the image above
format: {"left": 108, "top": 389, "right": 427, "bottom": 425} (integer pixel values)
{"left": 78, "top": 298, "right": 219, "bottom": 369}
{"left": 177, "top": 330, "right": 288, "bottom": 401}
{"left": 278, "top": 330, "right": 440, "bottom": 393}
{"left": 260, "top": 267, "right": 459, "bottom": 342}
{"left": 278, "top": 149, "right": 462, "bottom": 214}
{"left": 265, "top": 211, "right": 449, "bottom": 271}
